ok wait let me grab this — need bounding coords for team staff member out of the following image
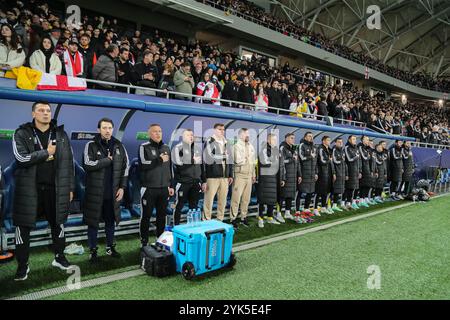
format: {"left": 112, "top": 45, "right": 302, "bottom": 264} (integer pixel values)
{"left": 172, "top": 129, "right": 203, "bottom": 225}
{"left": 331, "top": 138, "right": 346, "bottom": 211}
{"left": 139, "top": 124, "right": 174, "bottom": 245}
{"left": 12, "top": 101, "right": 74, "bottom": 281}
{"left": 297, "top": 132, "right": 317, "bottom": 216}
{"left": 344, "top": 135, "right": 361, "bottom": 210}
{"left": 390, "top": 140, "right": 404, "bottom": 200}
{"left": 278, "top": 133, "right": 299, "bottom": 222}
{"left": 315, "top": 136, "right": 335, "bottom": 215}
{"left": 401, "top": 141, "right": 414, "bottom": 197}
{"left": 203, "top": 123, "right": 233, "bottom": 221}
{"left": 257, "top": 133, "right": 280, "bottom": 227}
{"left": 373, "top": 143, "right": 387, "bottom": 203}
{"left": 358, "top": 136, "right": 374, "bottom": 208}
{"left": 83, "top": 118, "right": 129, "bottom": 263}
{"left": 230, "top": 128, "right": 256, "bottom": 229}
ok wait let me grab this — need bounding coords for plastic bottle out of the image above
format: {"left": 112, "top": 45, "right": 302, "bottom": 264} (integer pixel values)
{"left": 194, "top": 208, "right": 200, "bottom": 226}
{"left": 187, "top": 209, "right": 193, "bottom": 225}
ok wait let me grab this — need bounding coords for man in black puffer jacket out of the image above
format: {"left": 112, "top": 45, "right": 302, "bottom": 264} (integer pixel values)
{"left": 139, "top": 124, "right": 174, "bottom": 243}
{"left": 278, "top": 133, "right": 300, "bottom": 222}
{"left": 297, "top": 132, "right": 318, "bottom": 216}
{"left": 83, "top": 118, "right": 129, "bottom": 263}
{"left": 12, "top": 101, "right": 74, "bottom": 281}
{"left": 389, "top": 140, "right": 404, "bottom": 200}
{"left": 172, "top": 129, "right": 203, "bottom": 225}
{"left": 315, "top": 136, "right": 335, "bottom": 215}
{"left": 357, "top": 136, "right": 374, "bottom": 208}
{"left": 400, "top": 141, "right": 415, "bottom": 197}
{"left": 344, "top": 135, "right": 361, "bottom": 210}
{"left": 331, "top": 138, "right": 346, "bottom": 211}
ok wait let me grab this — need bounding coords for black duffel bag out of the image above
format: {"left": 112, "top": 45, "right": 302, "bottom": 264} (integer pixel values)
{"left": 140, "top": 244, "right": 176, "bottom": 277}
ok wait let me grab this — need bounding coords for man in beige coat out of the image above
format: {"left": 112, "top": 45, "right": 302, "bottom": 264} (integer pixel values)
{"left": 230, "top": 128, "right": 256, "bottom": 229}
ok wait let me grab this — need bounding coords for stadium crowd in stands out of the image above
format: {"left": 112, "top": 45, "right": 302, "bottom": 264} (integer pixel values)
{"left": 0, "top": 0, "right": 449, "bottom": 145}
{"left": 199, "top": 0, "right": 450, "bottom": 93}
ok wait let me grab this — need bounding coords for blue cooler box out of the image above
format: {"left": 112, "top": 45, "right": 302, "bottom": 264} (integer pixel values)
{"left": 172, "top": 220, "right": 236, "bottom": 279}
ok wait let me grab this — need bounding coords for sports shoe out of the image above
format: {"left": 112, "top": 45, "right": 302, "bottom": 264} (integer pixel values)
{"left": 106, "top": 244, "right": 121, "bottom": 258}
{"left": 275, "top": 212, "right": 286, "bottom": 223}
{"left": 375, "top": 197, "right": 384, "bottom": 204}
{"left": 397, "top": 194, "right": 404, "bottom": 200}
{"left": 267, "top": 217, "right": 280, "bottom": 225}
{"left": 295, "top": 216, "right": 306, "bottom": 223}
{"left": 368, "top": 198, "right": 377, "bottom": 205}
{"left": 52, "top": 254, "right": 71, "bottom": 270}
{"left": 320, "top": 207, "right": 330, "bottom": 215}
{"left": 257, "top": 217, "right": 264, "bottom": 228}
{"left": 360, "top": 199, "right": 369, "bottom": 208}
{"left": 231, "top": 219, "right": 239, "bottom": 230}
{"left": 64, "top": 243, "right": 84, "bottom": 255}
{"left": 351, "top": 202, "right": 359, "bottom": 210}
{"left": 313, "top": 209, "right": 321, "bottom": 216}
{"left": 284, "top": 211, "right": 295, "bottom": 220}
{"left": 89, "top": 247, "right": 99, "bottom": 264}
{"left": 14, "top": 264, "right": 30, "bottom": 281}
{"left": 302, "top": 209, "right": 314, "bottom": 217}
{"left": 332, "top": 204, "right": 343, "bottom": 212}
{"left": 240, "top": 218, "right": 250, "bottom": 228}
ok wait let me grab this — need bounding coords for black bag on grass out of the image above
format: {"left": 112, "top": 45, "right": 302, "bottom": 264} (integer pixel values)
{"left": 140, "top": 244, "right": 176, "bottom": 277}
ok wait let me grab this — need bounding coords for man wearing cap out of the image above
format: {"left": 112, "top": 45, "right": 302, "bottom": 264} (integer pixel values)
{"left": 61, "top": 37, "right": 84, "bottom": 77}
{"left": 49, "top": 28, "right": 61, "bottom": 48}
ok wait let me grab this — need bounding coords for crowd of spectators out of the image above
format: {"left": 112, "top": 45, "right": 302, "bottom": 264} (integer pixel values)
{"left": 199, "top": 0, "right": 450, "bottom": 93}
{"left": 0, "top": 0, "right": 449, "bottom": 146}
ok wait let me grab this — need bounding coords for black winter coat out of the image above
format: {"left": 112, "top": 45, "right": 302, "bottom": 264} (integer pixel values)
{"left": 12, "top": 121, "right": 74, "bottom": 228}
{"left": 203, "top": 136, "right": 233, "bottom": 179}
{"left": 358, "top": 143, "right": 375, "bottom": 188}
{"left": 316, "top": 144, "right": 334, "bottom": 193}
{"left": 389, "top": 146, "right": 404, "bottom": 182}
{"left": 279, "top": 142, "right": 300, "bottom": 198}
{"left": 298, "top": 140, "right": 318, "bottom": 194}
{"left": 83, "top": 135, "right": 129, "bottom": 227}
{"left": 344, "top": 143, "right": 361, "bottom": 190}
{"left": 374, "top": 151, "right": 387, "bottom": 189}
{"left": 257, "top": 143, "right": 279, "bottom": 205}
{"left": 139, "top": 139, "right": 172, "bottom": 188}
{"left": 402, "top": 147, "right": 414, "bottom": 181}
{"left": 332, "top": 147, "right": 347, "bottom": 194}
{"left": 172, "top": 141, "right": 203, "bottom": 185}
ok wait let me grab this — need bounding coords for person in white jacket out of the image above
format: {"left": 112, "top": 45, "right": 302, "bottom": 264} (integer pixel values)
{"left": 0, "top": 23, "right": 25, "bottom": 69}
{"left": 29, "top": 35, "right": 62, "bottom": 75}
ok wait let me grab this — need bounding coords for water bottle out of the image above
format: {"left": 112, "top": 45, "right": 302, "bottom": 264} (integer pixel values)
{"left": 194, "top": 208, "right": 201, "bottom": 226}
{"left": 187, "top": 209, "right": 193, "bottom": 225}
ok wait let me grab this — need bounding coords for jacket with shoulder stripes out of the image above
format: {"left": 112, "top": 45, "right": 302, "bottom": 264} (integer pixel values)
{"left": 12, "top": 121, "right": 74, "bottom": 228}
{"left": 389, "top": 146, "right": 404, "bottom": 182}
{"left": 358, "top": 143, "right": 375, "bottom": 188}
{"left": 138, "top": 139, "right": 172, "bottom": 188}
{"left": 298, "top": 139, "right": 317, "bottom": 194}
{"left": 203, "top": 136, "right": 233, "bottom": 180}
{"left": 82, "top": 134, "right": 129, "bottom": 228}
{"left": 316, "top": 144, "right": 335, "bottom": 194}
{"left": 331, "top": 146, "right": 347, "bottom": 194}
{"left": 344, "top": 143, "right": 361, "bottom": 190}
{"left": 172, "top": 141, "right": 204, "bottom": 186}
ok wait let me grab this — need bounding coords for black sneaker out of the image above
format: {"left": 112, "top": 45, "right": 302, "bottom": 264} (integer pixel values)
{"left": 231, "top": 220, "right": 239, "bottom": 230}
{"left": 240, "top": 218, "right": 250, "bottom": 228}
{"left": 52, "top": 253, "right": 71, "bottom": 270}
{"left": 14, "top": 264, "right": 30, "bottom": 281}
{"left": 89, "top": 247, "right": 99, "bottom": 264}
{"left": 106, "top": 244, "right": 121, "bottom": 258}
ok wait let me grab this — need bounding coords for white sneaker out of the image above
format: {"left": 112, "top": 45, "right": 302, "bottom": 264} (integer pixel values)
{"left": 275, "top": 212, "right": 286, "bottom": 223}
{"left": 267, "top": 217, "right": 280, "bottom": 225}
{"left": 258, "top": 217, "right": 264, "bottom": 228}
{"left": 284, "top": 211, "right": 295, "bottom": 220}
{"left": 313, "top": 209, "right": 321, "bottom": 216}
{"left": 320, "top": 207, "right": 329, "bottom": 215}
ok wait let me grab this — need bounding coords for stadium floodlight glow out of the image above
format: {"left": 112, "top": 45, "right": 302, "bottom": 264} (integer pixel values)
{"left": 167, "top": 0, "right": 234, "bottom": 24}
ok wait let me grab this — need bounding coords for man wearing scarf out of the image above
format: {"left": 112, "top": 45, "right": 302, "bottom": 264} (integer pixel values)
{"left": 61, "top": 37, "right": 84, "bottom": 77}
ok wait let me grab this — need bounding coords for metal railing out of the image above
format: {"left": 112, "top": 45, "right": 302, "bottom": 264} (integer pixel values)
{"left": 199, "top": 0, "right": 450, "bottom": 94}
{"left": 411, "top": 141, "right": 450, "bottom": 150}
{"left": 84, "top": 78, "right": 367, "bottom": 127}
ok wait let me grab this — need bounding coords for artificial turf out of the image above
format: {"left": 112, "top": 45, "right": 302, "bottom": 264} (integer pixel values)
{"left": 46, "top": 194, "right": 450, "bottom": 300}
{"left": 0, "top": 197, "right": 439, "bottom": 300}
